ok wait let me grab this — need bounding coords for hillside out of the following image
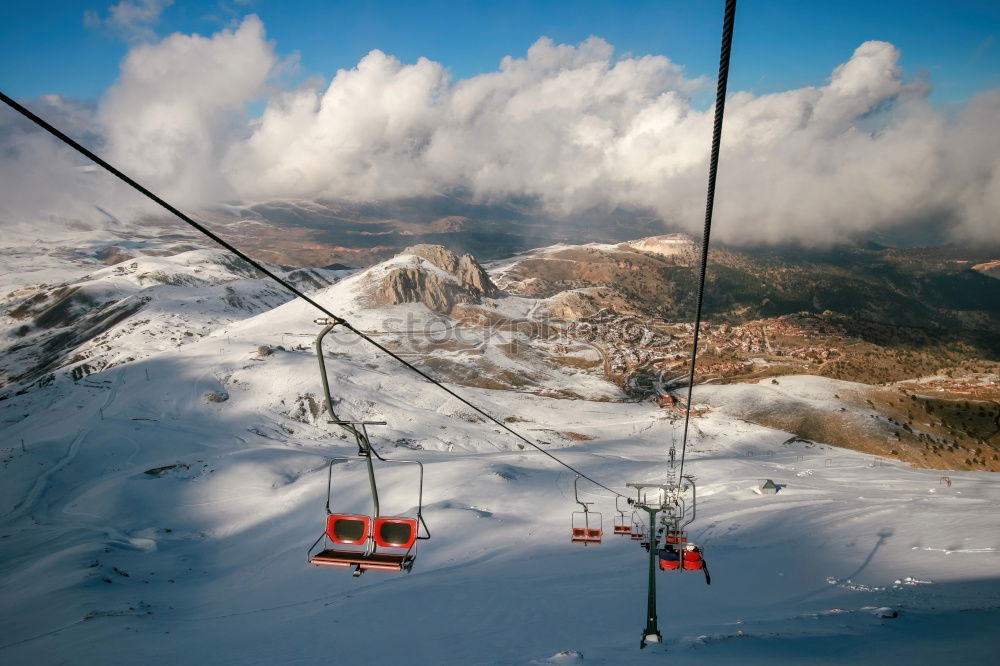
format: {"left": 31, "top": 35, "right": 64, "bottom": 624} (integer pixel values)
{"left": 0, "top": 249, "right": 347, "bottom": 389}
{"left": 1, "top": 241, "right": 999, "bottom": 662}
{"left": 4, "top": 236, "right": 998, "bottom": 471}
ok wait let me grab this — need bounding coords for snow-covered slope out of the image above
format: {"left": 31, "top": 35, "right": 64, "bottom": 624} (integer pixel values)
{"left": 260, "top": 247, "right": 626, "bottom": 401}
{"left": 1, "top": 245, "right": 999, "bottom": 664}
{"left": 0, "top": 249, "right": 349, "bottom": 389}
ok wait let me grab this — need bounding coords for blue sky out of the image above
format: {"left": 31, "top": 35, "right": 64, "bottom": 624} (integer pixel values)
{"left": 1, "top": 1, "right": 998, "bottom": 248}
{"left": 1, "top": 0, "right": 998, "bottom": 106}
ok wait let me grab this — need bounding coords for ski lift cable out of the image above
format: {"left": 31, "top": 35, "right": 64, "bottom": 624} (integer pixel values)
{"left": 0, "top": 90, "right": 624, "bottom": 499}
{"left": 677, "top": 0, "right": 737, "bottom": 481}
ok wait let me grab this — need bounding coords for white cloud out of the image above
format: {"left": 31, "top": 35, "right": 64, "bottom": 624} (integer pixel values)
{"left": 85, "top": 0, "right": 174, "bottom": 42}
{"left": 3, "top": 18, "right": 999, "bottom": 246}
{"left": 221, "top": 36, "right": 998, "bottom": 245}
{"left": 98, "top": 15, "right": 275, "bottom": 206}
{"left": 0, "top": 95, "right": 150, "bottom": 233}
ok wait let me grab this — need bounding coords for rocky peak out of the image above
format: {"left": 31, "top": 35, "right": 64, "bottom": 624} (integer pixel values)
{"left": 405, "top": 244, "right": 463, "bottom": 273}
{"left": 369, "top": 245, "right": 498, "bottom": 313}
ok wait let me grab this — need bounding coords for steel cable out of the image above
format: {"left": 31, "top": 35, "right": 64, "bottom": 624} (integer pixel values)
{"left": 678, "top": 0, "right": 737, "bottom": 480}
{"left": 0, "top": 90, "right": 624, "bottom": 499}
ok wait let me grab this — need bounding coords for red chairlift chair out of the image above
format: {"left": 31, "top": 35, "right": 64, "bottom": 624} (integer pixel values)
{"left": 649, "top": 476, "right": 710, "bottom": 583}
{"left": 307, "top": 426, "right": 429, "bottom": 574}
{"left": 630, "top": 511, "right": 644, "bottom": 541}
{"left": 656, "top": 530, "right": 711, "bottom": 584}
{"left": 571, "top": 513, "right": 603, "bottom": 544}
{"left": 682, "top": 544, "right": 705, "bottom": 571}
{"left": 613, "top": 496, "right": 631, "bottom": 535}
{"left": 307, "top": 323, "right": 430, "bottom": 575}
{"left": 664, "top": 529, "right": 688, "bottom": 546}
{"left": 658, "top": 527, "right": 689, "bottom": 570}
{"left": 570, "top": 475, "right": 603, "bottom": 545}
{"left": 658, "top": 546, "right": 681, "bottom": 571}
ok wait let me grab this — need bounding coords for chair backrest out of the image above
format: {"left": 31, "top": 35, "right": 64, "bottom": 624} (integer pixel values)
{"left": 682, "top": 549, "right": 704, "bottom": 570}
{"left": 326, "top": 514, "right": 371, "bottom": 545}
{"left": 659, "top": 549, "right": 680, "bottom": 569}
{"left": 373, "top": 517, "right": 418, "bottom": 549}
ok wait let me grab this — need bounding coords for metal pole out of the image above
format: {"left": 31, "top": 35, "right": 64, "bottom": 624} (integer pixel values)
{"left": 315, "top": 322, "right": 339, "bottom": 418}
{"left": 315, "top": 321, "right": 365, "bottom": 452}
{"left": 325, "top": 462, "right": 334, "bottom": 513}
{"left": 315, "top": 320, "right": 380, "bottom": 518}
{"left": 640, "top": 505, "right": 662, "bottom": 648}
{"left": 360, "top": 423, "right": 380, "bottom": 519}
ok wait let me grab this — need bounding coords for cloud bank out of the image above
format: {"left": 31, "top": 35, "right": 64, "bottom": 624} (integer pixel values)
{"left": 2, "top": 15, "right": 998, "bottom": 246}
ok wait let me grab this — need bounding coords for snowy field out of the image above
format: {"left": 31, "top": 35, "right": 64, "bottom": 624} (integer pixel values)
{"left": 2, "top": 251, "right": 999, "bottom": 664}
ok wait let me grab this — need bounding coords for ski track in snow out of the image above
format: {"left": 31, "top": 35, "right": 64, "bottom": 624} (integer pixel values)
{"left": 3, "top": 369, "right": 125, "bottom": 522}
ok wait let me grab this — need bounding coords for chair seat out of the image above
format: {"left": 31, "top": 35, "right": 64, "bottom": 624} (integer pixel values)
{"left": 310, "top": 549, "right": 413, "bottom": 571}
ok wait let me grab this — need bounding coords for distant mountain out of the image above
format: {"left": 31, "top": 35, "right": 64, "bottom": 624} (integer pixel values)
{"left": 1, "top": 231, "right": 997, "bottom": 470}
{"left": 198, "top": 196, "right": 666, "bottom": 268}
{"left": 494, "top": 237, "right": 1000, "bottom": 334}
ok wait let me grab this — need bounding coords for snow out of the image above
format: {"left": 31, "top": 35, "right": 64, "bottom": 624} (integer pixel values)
{"left": 483, "top": 241, "right": 625, "bottom": 275}
{"left": 1, "top": 249, "right": 999, "bottom": 664}
{"left": 695, "top": 375, "right": 863, "bottom": 415}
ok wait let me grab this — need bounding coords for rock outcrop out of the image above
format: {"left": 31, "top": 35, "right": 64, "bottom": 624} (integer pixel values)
{"left": 429, "top": 216, "right": 472, "bottom": 233}
{"left": 624, "top": 234, "right": 695, "bottom": 259}
{"left": 369, "top": 245, "right": 498, "bottom": 313}
{"left": 543, "top": 287, "right": 636, "bottom": 321}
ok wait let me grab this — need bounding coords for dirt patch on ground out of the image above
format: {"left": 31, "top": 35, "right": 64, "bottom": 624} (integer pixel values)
{"left": 867, "top": 386, "right": 1000, "bottom": 471}
{"left": 736, "top": 386, "right": 1000, "bottom": 472}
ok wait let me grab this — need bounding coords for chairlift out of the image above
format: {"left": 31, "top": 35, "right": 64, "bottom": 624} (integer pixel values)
{"left": 676, "top": 541, "right": 711, "bottom": 583}
{"left": 682, "top": 543, "right": 706, "bottom": 572}
{"left": 657, "top": 531, "right": 708, "bottom": 582}
{"left": 571, "top": 475, "right": 602, "bottom": 544}
{"left": 657, "top": 526, "right": 690, "bottom": 571}
{"left": 639, "top": 522, "right": 650, "bottom": 551}
{"left": 657, "top": 498, "right": 710, "bottom": 583}
{"left": 613, "top": 495, "right": 631, "bottom": 535}
{"left": 307, "top": 320, "right": 430, "bottom": 575}
{"left": 658, "top": 545, "right": 680, "bottom": 571}
{"left": 664, "top": 529, "right": 688, "bottom": 546}
{"left": 307, "top": 431, "right": 430, "bottom": 574}
{"left": 630, "top": 510, "right": 644, "bottom": 541}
